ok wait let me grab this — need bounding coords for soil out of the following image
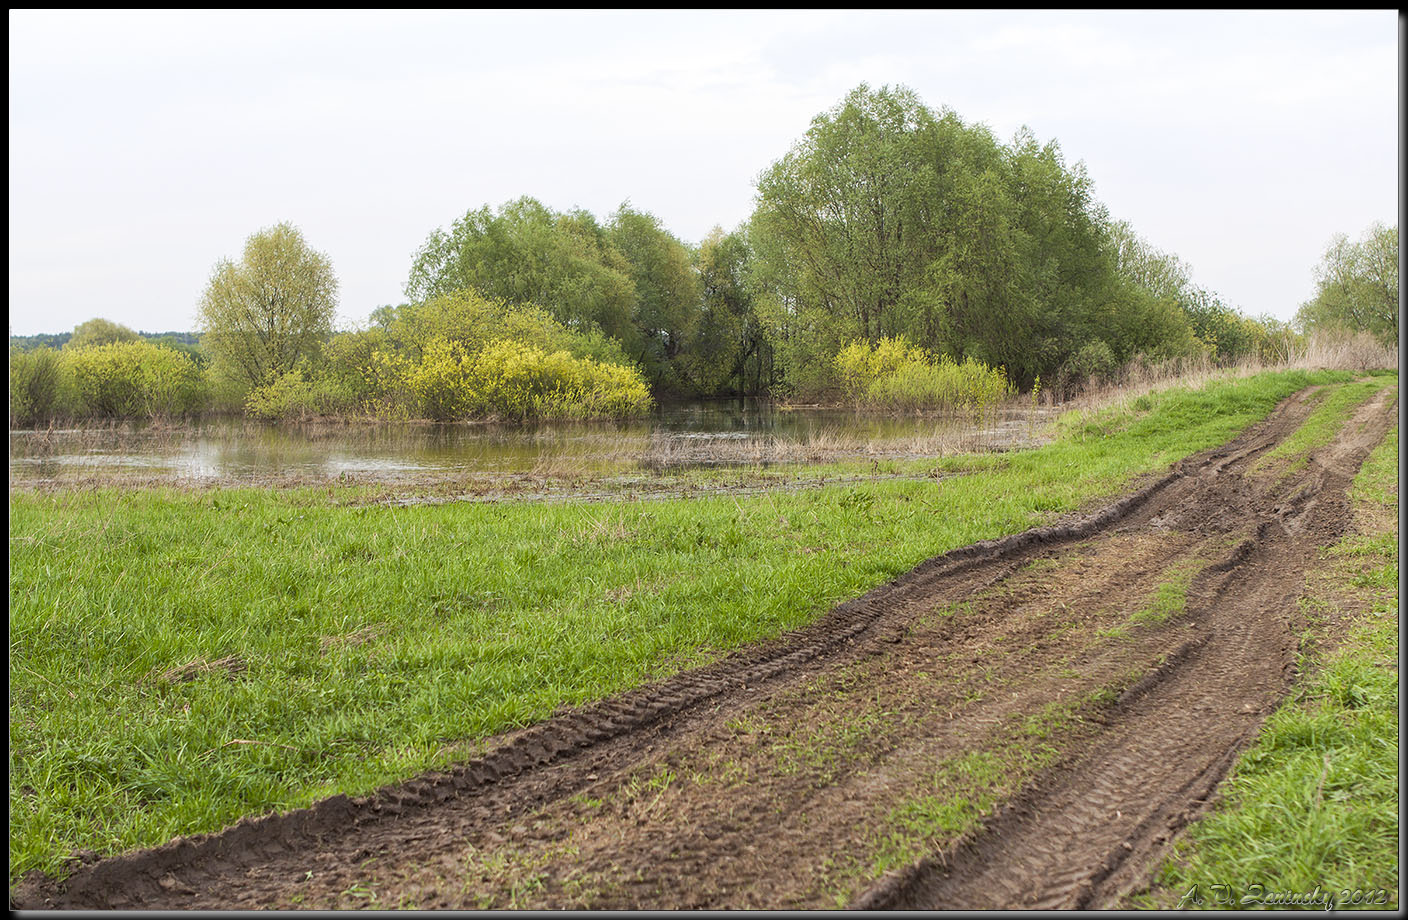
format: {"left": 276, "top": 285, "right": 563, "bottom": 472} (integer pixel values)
{"left": 10, "top": 384, "right": 1397, "bottom": 911}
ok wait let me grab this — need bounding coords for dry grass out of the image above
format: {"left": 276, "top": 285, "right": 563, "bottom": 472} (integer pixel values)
{"left": 320, "top": 625, "right": 386, "bottom": 653}
{"left": 144, "top": 655, "right": 248, "bottom": 685}
{"left": 1294, "top": 330, "right": 1398, "bottom": 371}
{"left": 1059, "top": 332, "right": 1398, "bottom": 418}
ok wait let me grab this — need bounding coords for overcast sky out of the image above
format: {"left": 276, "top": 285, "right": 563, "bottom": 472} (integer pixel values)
{"left": 8, "top": 9, "right": 1400, "bottom": 336}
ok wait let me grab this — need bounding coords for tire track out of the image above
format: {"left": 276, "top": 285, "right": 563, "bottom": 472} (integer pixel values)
{"left": 853, "top": 385, "right": 1395, "bottom": 910}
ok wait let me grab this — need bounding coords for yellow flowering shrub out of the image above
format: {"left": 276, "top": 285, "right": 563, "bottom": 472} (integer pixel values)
{"left": 467, "top": 339, "right": 652, "bottom": 421}
{"left": 833, "top": 337, "right": 1014, "bottom": 411}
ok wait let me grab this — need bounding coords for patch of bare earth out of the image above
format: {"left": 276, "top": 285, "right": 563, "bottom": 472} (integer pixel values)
{"left": 11, "top": 385, "right": 1397, "bottom": 910}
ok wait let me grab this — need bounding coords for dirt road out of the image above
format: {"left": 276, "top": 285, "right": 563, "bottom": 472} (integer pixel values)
{"left": 12, "top": 385, "right": 1396, "bottom": 910}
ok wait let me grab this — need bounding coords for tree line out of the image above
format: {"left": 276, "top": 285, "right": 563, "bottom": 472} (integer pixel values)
{"left": 9, "top": 84, "right": 1398, "bottom": 427}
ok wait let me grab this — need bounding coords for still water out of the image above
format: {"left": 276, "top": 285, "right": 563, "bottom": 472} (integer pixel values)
{"left": 9, "top": 401, "right": 1055, "bottom": 486}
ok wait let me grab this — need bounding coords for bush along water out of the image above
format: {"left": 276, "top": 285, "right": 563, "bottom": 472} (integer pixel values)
{"left": 834, "top": 337, "right": 1015, "bottom": 412}
{"left": 9, "top": 340, "right": 208, "bottom": 426}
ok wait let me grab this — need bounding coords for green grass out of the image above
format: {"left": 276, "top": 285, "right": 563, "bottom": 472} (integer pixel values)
{"left": 1142, "top": 421, "right": 1398, "bottom": 910}
{"left": 5, "top": 368, "right": 1362, "bottom": 884}
{"left": 1129, "top": 561, "right": 1200, "bottom": 627}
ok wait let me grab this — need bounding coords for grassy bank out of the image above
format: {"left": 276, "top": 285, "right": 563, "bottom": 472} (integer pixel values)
{"left": 1137, "top": 420, "right": 1399, "bottom": 911}
{"left": 6, "top": 369, "right": 1362, "bottom": 884}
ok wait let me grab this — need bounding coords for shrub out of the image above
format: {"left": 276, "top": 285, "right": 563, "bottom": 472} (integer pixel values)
{"left": 323, "top": 328, "right": 390, "bottom": 410}
{"left": 835, "top": 336, "right": 928, "bottom": 396}
{"left": 834, "top": 337, "right": 1014, "bottom": 411}
{"left": 381, "top": 291, "right": 634, "bottom": 367}
{"left": 9, "top": 346, "right": 72, "bottom": 427}
{"left": 467, "top": 339, "right": 653, "bottom": 421}
{"left": 1056, "top": 339, "right": 1119, "bottom": 398}
{"left": 66, "top": 318, "right": 140, "bottom": 350}
{"left": 408, "top": 337, "right": 476, "bottom": 422}
{"left": 363, "top": 349, "right": 417, "bottom": 419}
{"left": 244, "top": 364, "right": 366, "bottom": 422}
{"left": 60, "top": 340, "right": 205, "bottom": 419}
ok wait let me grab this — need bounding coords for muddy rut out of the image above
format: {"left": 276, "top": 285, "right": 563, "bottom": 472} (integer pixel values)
{"left": 12, "top": 385, "right": 1397, "bottom": 910}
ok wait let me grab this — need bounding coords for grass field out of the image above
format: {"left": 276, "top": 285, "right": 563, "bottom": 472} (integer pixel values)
{"left": 7, "top": 368, "right": 1373, "bottom": 885}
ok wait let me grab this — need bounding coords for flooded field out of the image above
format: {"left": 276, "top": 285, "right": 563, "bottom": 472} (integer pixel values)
{"left": 8, "top": 401, "right": 1056, "bottom": 488}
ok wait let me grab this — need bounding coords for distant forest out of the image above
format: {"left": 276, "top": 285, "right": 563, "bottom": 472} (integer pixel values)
{"left": 10, "top": 331, "right": 199, "bottom": 352}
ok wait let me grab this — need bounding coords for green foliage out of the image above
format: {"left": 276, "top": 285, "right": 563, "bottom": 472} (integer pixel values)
{"left": 378, "top": 290, "right": 631, "bottom": 368}
{"left": 9, "top": 346, "right": 72, "bottom": 427}
{"left": 316, "top": 328, "right": 389, "bottom": 412}
{"left": 66, "top": 318, "right": 139, "bottom": 350}
{"left": 9, "top": 332, "right": 72, "bottom": 352}
{"left": 691, "top": 226, "right": 771, "bottom": 396}
{"left": 1243, "top": 314, "right": 1302, "bottom": 365}
{"left": 1107, "top": 221, "right": 1279, "bottom": 364}
{"left": 316, "top": 290, "right": 651, "bottom": 422}
{"left": 1296, "top": 223, "right": 1399, "bottom": 346}
{"left": 607, "top": 204, "right": 703, "bottom": 394}
{"left": 142, "top": 333, "right": 208, "bottom": 367}
{"left": 753, "top": 84, "right": 950, "bottom": 347}
{"left": 59, "top": 340, "right": 205, "bottom": 419}
{"left": 750, "top": 84, "right": 1160, "bottom": 391}
{"left": 243, "top": 366, "right": 360, "bottom": 422}
{"left": 197, "top": 222, "right": 339, "bottom": 394}
{"left": 405, "top": 197, "right": 638, "bottom": 347}
{"left": 1180, "top": 288, "right": 1258, "bottom": 362}
{"left": 835, "top": 336, "right": 929, "bottom": 392}
{"left": 470, "top": 338, "right": 653, "bottom": 420}
{"left": 385, "top": 85, "right": 1295, "bottom": 404}
{"left": 403, "top": 199, "right": 741, "bottom": 398}
{"left": 834, "top": 336, "right": 1014, "bottom": 410}
{"left": 415, "top": 337, "right": 654, "bottom": 422}
{"left": 405, "top": 336, "right": 475, "bottom": 422}
{"left": 1055, "top": 339, "right": 1118, "bottom": 397}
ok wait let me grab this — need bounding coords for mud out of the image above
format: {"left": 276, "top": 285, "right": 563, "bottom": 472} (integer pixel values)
{"left": 10, "top": 385, "right": 1397, "bottom": 910}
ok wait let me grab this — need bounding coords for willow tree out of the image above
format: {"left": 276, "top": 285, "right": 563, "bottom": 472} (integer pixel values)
{"left": 1296, "top": 222, "right": 1399, "bottom": 346}
{"left": 753, "top": 84, "right": 944, "bottom": 347}
{"left": 607, "top": 204, "right": 701, "bottom": 392}
{"left": 405, "top": 197, "right": 638, "bottom": 347}
{"left": 692, "top": 226, "right": 770, "bottom": 396}
{"left": 196, "top": 222, "right": 338, "bottom": 392}
{"left": 752, "top": 83, "right": 1228, "bottom": 393}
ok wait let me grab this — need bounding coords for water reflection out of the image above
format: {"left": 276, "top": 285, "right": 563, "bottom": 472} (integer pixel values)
{"left": 9, "top": 401, "right": 1056, "bottom": 486}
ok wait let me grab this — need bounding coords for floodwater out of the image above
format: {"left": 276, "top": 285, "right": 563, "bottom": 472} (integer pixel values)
{"left": 8, "top": 401, "right": 1057, "bottom": 487}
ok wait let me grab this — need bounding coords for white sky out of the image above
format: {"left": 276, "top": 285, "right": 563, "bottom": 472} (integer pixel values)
{"left": 7, "top": 9, "right": 1400, "bottom": 336}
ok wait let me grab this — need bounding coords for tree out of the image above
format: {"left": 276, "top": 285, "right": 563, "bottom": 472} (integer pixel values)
{"left": 1106, "top": 221, "right": 1258, "bottom": 363}
{"left": 1296, "top": 223, "right": 1399, "bottom": 346}
{"left": 66, "top": 318, "right": 139, "bottom": 350}
{"left": 692, "top": 226, "right": 771, "bottom": 395}
{"left": 405, "top": 197, "right": 637, "bottom": 347}
{"left": 607, "top": 204, "right": 702, "bottom": 392}
{"left": 196, "top": 222, "right": 338, "bottom": 392}
{"left": 751, "top": 83, "right": 1149, "bottom": 391}
{"left": 753, "top": 84, "right": 945, "bottom": 347}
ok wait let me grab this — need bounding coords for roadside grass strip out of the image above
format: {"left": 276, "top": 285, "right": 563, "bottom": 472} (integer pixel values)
{"left": 1141, "top": 423, "right": 1398, "bottom": 911}
{"left": 5, "top": 369, "right": 1362, "bottom": 883}
{"left": 1249, "top": 377, "right": 1396, "bottom": 479}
